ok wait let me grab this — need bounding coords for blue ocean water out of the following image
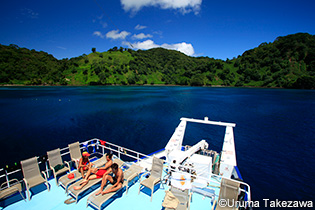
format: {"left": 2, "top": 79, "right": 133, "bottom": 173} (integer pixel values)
{"left": 0, "top": 86, "right": 314, "bottom": 205}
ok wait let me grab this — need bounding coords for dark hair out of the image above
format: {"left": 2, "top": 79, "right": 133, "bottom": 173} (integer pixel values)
{"left": 111, "top": 163, "right": 118, "bottom": 170}
{"left": 106, "top": 153, "right": 113, "bottom": 159}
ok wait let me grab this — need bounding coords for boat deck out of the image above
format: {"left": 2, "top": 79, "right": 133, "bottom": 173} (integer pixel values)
{"left": 1, "top": 174, "right": 217, "bottom": 210}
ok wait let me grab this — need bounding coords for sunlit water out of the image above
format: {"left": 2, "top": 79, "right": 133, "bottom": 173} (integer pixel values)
{"left": 0, "top": 86, "right": 314, "bottom": 205}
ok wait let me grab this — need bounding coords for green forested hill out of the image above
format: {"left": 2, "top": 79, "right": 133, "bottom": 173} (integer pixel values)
{"left": 0, "top": 33, "right": 314, "bottom": 88}
{"left": 234, "top": 33, "right": 315, "bottom": 88}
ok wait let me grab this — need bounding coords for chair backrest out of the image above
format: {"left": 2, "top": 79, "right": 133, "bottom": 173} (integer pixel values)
{"left": 219, "top": 178, "right": 240, "bottom": 202}
{"left": 47, "top": 148, "right": 63, "bottom": 168}
{"left": 170, "top": 186, "right": 189, "bottom": 202}
{"left": 151, "top": 157, "right": 163, "bottom": 179}
{"left": 21, "top": 157, "right": 41, "bottom": 180}
{"left": 130, "top": 164, "right": 142, "bottom": 173}
{"left": 69, "top": 142, "right": 81, "bottom": 160}
{"left": 113, "top": 158, "right": 124, "bottom": 167}
{"left": 93, "top": 154, "right": 107, "bottom": 168}
{"left": 124, "top": 164, "right": 142, "bottom": 180}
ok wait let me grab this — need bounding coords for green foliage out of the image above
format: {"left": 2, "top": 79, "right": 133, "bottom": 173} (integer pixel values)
{"left": 1, "top": 33, "right": 314, "bottom": 89}
{"left": 234, "top": 33, "right": 315, "bottom": 88}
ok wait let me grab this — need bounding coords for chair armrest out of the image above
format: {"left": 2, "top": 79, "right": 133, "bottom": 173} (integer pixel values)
{"left": 41, "top": 171, "right": 48, "bottom": 181}
{"left": 23, "top": 178, "right": 29, "bottom": 187}
{"left": 50, "top": 166, "right": 56, "bottom": 175}
{"left": 0, "top": 181, "right": 7, "bottom": 189}
{"left": 64, "top": 161, "right": 71, "bottom": 172}
{"left": 71, "top": 158, "right": 80, "bottom": 166}
{"left": 139, "top": 171, "right": 150, "bottom": 182}
{"left": 152, "top": 177, "right": 161, "bottom": 185}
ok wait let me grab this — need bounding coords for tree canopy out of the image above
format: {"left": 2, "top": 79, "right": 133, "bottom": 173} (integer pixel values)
{"left": 0, "top": 33, "right": 314, "bottom": 89}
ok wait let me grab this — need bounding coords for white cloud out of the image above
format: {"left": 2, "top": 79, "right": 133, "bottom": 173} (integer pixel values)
{"left": 100, "top": 21, "right": 108, "bottom": 28}
{"left": 106, "top": 30, "right": 131, "bottom": 40}
{"left": 135, "top": 24, "right": 147, "bottom": 30}
{"left": 57, "top": 46, "right": 67, "bottom": 50}
{"left": 132, "top": 33, "right": 153, "bottom": 39}
{"left": 21, "top": 8, "right": 39, "bottom": 19}
{"left": 125, "top": 39, "right": 195, "bottom": 56}
{"left": 93, "top": 15, "right": 108, "bottom": 28}
{"left": 93, "top": 31, "right": 105, "bottom": 38}
{"left": 121, "top": 0, "right": 202, "bottom": 15}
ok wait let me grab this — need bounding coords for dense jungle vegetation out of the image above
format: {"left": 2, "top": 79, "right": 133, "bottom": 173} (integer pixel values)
{"left": 0, "top": 33, "right": 314, "bottom": 88}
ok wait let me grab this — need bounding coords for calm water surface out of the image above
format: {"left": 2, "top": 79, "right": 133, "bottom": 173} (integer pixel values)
{"left": 0, "top": 86, "right": 314, "bottom": 206}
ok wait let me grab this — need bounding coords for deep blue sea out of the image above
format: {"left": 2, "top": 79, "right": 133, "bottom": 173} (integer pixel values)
{"left": 0, "top": 86, "right": 314, "bottom": 206}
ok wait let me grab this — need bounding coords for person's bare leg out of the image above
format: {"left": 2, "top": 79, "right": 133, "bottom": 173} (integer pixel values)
{"left": 95, "top": 175, "right": 113, "bottom": 195}
{"left": 101, "top": 183, "right": 122, "bottom": 195}
{"left": 80, "top": 167, "right": 84, "bottom": 178}
{"left": 74, "top": 174, "right": 98, "bottom": 190}
{"left": 81, "top": 167, "right": 94, "bottom": 184}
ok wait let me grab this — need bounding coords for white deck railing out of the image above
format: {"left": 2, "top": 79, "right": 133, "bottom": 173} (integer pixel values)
{"left": 0, "top": 138, "right": 154, "bottom": 189}
{"left": 0, "top": 138, "right": 251, "bottom": 206}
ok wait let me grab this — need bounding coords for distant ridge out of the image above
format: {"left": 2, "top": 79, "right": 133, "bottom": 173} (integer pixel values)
{"left": 0, "top": 33, "right": 314, "bottom": 88}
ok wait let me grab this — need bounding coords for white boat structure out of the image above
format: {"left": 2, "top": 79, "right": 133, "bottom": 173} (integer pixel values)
{"left": 0, "top": 117, "right": 251, "bottom": 210}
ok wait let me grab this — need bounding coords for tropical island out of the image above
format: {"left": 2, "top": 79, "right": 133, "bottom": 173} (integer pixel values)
{"left": 0, "top": 33, "right": 314, "bottom": 89}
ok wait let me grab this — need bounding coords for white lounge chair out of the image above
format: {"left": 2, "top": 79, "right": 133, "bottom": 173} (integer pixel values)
{"left": 87, "top": 163, "right": 143, "bottom": 210}
{"left": 47, "top": 148, "right": 71, "bottom": 186}
{"left": 138, "top": 157, "right": 164, "bottom": 201}
{"left": 21, "top": 157, "right": 50, "bottom": 200}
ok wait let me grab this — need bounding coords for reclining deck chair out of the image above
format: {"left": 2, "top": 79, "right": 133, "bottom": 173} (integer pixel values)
{"left": 47, "top": 148, "right": 71, "bottom": 186}
{"left": 69, "top": 142, "right": 81, "bottom": 169}
{"left": 163, "top": 186, "right": 191, "bottom": 210}
{"left": 138, "top": 156, "right": 164, "bottom": 201}
{"left": 21, "top": 157, "right": 50, "bottom": 200}
{"left": 212, "top": 178, "right": 240, "bottom": 210}
{"left": 67, "top": 158, "right": 124, "bottom": 203}
{"left": 0, "top": 179, "right": 26, "bottom": 202}
{"left": 87, "top": 163, "right": 143, "bottom": 210}
{"left": 59, "top": 154, "right": 108, "bottom": 192}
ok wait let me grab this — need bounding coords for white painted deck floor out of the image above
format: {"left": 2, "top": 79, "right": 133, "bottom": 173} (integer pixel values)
{"left": 1, "top": 174, "right": 218, "bottom": 210}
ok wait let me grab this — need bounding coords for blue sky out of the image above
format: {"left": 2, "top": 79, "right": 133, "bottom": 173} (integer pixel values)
{"left": 1, "top": 0, "right": 314, "bottom": 60}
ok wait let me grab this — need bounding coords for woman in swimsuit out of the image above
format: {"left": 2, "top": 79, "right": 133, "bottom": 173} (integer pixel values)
{"left": 78, "top": 151, "right": 92, "bottom": 178}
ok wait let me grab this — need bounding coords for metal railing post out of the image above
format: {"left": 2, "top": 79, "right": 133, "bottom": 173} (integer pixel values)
{"left": 5, "top": 170, "right": 10, "bottom": 187}
{"left": 45, "top": 161, "right": 49, "bottom": 178}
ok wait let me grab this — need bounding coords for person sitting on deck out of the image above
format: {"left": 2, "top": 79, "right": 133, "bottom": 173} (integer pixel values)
{"left": 95, "top": 163, "right": 124, "bottom": 195}
{"left": 74, "top": 153, "right": 113, "bottom": 190}
{"left": 78, "top": 151, "right": 92, "bottom": 178}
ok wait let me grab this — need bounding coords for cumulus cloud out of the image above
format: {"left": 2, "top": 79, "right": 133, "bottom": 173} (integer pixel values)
{"left": 106, "top": 29, "right": 131, "bottom": 40}
{"left": 93, "top": 31, "right": 105, "bottom": 38}
{"left": 132, "top": 33, "right": 153, "bottom": 39}
{"left": 125, "top": 39, "right": 195, "bottom": 56}
{"left": 135, "top": 24, "right": 147, "bottom": 30}
{"left": 121, "top": 0, "right": 202, "bottom": 15}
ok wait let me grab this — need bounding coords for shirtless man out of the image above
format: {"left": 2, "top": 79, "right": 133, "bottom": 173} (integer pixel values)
{"left": 95, "top": 163, "right": 124, "bottom": 195}
{"left": 74, "top": 153, "right": 113, "bottom": 190}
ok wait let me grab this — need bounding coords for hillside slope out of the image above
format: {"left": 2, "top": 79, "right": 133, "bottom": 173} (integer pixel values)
{"left": 0, "top": 33, "right": 314, "bottom": 88}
